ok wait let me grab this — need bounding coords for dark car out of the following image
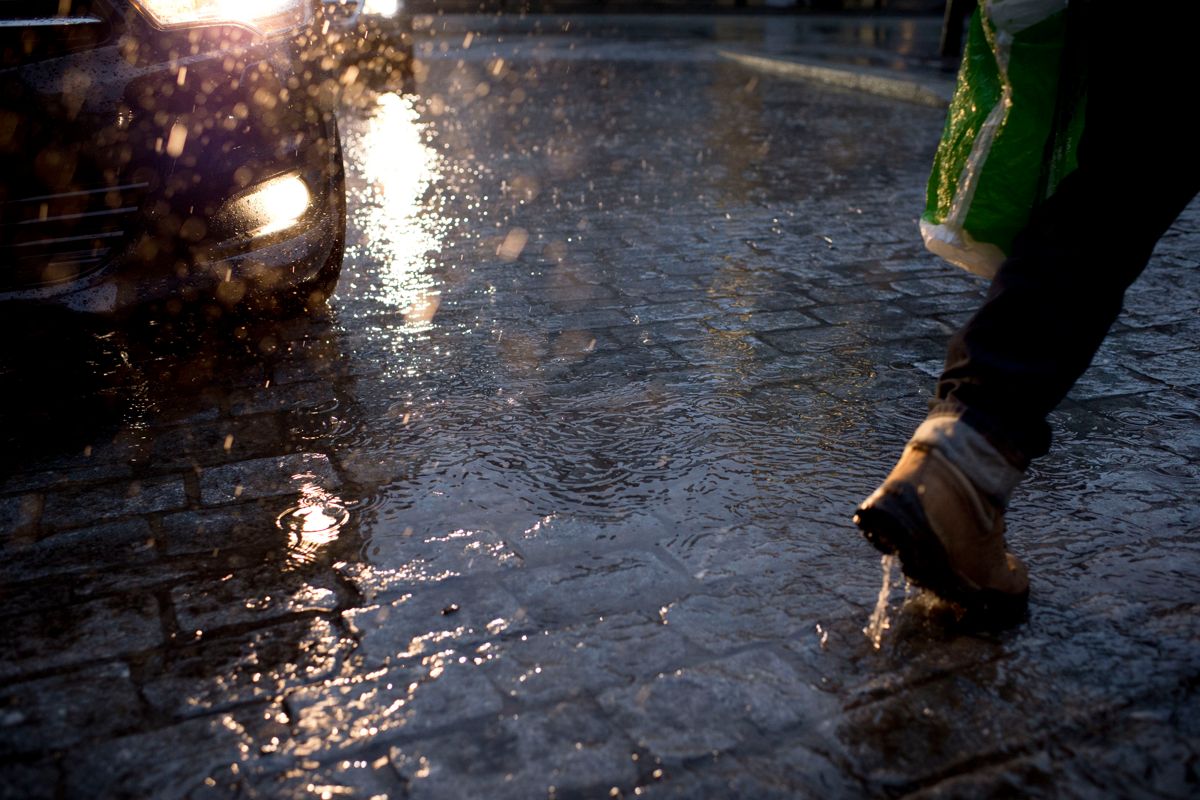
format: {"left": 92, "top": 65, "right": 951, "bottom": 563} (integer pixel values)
{"left": 0, "top": 0, "right": 346, "bottom": 318}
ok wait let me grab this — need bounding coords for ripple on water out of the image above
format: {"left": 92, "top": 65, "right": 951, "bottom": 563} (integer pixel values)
{"left": 332, "top": 368, "right": 914, "bottom": 539}
{"left": 277, "top": 500, "right": 350, "bottom": 567}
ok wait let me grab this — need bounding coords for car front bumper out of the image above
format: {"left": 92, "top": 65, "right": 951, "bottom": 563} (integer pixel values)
{"left": 0, "top": 7, "right": 344, "bottom": 316}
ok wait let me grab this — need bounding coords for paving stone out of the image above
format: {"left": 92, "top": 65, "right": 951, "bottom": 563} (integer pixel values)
{"left": 171, "top": 565, "right": 343, "bottom": 635}
{"left": 63, "top": 712, "right": 258, "bottom": 800}
{"left": 0, "top": 494, "right": 39, "bottom": 537}
{"left": 285, "top": 656, "right": 504, "bottom": 759}
{"left": 40, "top": 476, "right": 188, "bottom": 530}
{"left": 1127, "top": 348, "right": 1200, "bottom": 388}
{"left": 893, "top": 290, "right": 987, "bottom": 317}
{"left": 662, "top": 589, "right": 849, "bottom": 655}
{"left": 889, "top": 275, "right": 981, "bottom": 297}
{"left": 0, "top": 519, "right": 155, "bottom": 583}
{"left": 342, "top": 579, "right": 528, "bottom": 669}
{"left": 0, "top": 594, "right": 161, "bottom": 680}
{"left": 638, "top": 742, "right": 863, "bottom": 799}
{"left": 706, "top": 309, "right": 821, "bottom": 334}
{"left": 147, "top": 416, "right": 286, "bottom": 469}
{"left": 827, "top": 641, "right": 1128, "bottom": 794}
{"left": 1121, "top": 284, "right": 1200, "bottom": 328}
{"left": 235, "top": 757, "right": 402, "bottom": 799}
{"left": 597, "top": 649, "right": 836, "bottom": 761}
{"left": 0, "top": 578, "right": 73, "bottom": 618}
{"left": 141, "top": 617, "right": 352, "bottom": 719}
{"left": 562, "top": 343, "right": 689, "bottom": 382}
{"left": 1066, "top": 361, "right": 1160, "bottom": 401}
{"left": 0, "top": 761, "right": 59, "bottom": 800}
{"left": 628, "top": 301, "right": 720, "bottom": 324}
{"left": 656, "top": 522, "right": 863, "bottom": 611}
{"left": 0, "top": 663, "right": 142, "bottom": 756}
{"left": 197, "top": 452, "right": 340, "bottom": 506}
{"left": 502, "top": 550, "right": 692, "bottom": 626}
{"left": 804, "top": 283, "right": 903, "bottom": 304}
{"left": 617, "top": 278, "right": 705, "bottom": 301}
{"left": 508, "top": 512, "right": 672, "bottom": 563}
{"left": 390, "top": 702, "right": 638, "bottom": 800}
{"left": 756, "top": 324, "right": 865, "bottom": 355}
{"left": 533, "top": 308, "right": 633, "bottom": 333}
{"left": 821, "top": 360, "right": 933, "bottom": 403}
{"left": 0, "top": 460, "right": 134, "bottom": 496}
{"left": 484, "top": 611, "right": 691, "bottom": 705}
{"left": 227, "top": 380, "right": 340, "bottom": 417}
{"left": 157, "top": 503, "right": 288, "bottom": 557}
{"left": 68, "top": 560, "right": 198, "bottom": 603}
{"left": 714, "top": 290, "right": 816, "bottom": 313}
{"left": 146, "top": 393, "right": 224, "bottom": 427}
{"left": 808, "top": 302, "right": 955, "bottom": 341}
{"left": 667, "top": 334, "right": 781, "bottom": 369}
{"left": 346, "top": 526, "right": 522, "bottom": 599}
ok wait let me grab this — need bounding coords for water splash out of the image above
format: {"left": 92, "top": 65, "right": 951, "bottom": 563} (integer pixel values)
{"left": 864, "top": 553, "right": 899, "bottom": 649}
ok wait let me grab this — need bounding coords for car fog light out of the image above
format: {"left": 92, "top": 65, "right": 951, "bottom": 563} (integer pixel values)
{"left": 219, "top": 172, "right": 311, "bottom": 238}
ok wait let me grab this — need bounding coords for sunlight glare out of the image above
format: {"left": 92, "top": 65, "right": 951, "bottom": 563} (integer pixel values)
{"left": 351, "top": 92, "right": 446, "bottom": 326}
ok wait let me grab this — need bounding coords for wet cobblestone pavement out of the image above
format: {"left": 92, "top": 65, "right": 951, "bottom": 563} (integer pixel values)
{"left": 3, "top": 15, "right": 1199, "bottom": 800}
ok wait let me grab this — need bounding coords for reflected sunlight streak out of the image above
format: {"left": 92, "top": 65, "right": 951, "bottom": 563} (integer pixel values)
{"left": 277, "top": 481, "right": 350, "bottom": 567}
{"left": 351, "top": 92, "right": 446, "bottom": 328}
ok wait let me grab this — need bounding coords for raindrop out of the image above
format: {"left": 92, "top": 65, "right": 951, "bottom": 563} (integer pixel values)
{"left": 276, "top": 501, "right": 349, "bottom": 566}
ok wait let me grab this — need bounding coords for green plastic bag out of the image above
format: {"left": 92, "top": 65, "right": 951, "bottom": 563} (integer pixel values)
{"left": 921, "top": 0, "right": 1085, "bottom": 278}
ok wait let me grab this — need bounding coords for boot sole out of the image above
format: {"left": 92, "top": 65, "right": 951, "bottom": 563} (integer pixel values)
{"left": 853, "top": 489, "right": 1028, "bottom": 625}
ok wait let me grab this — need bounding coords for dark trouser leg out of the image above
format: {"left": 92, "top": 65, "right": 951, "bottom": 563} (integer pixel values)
{"left": 930, "top": 6, "right": 1200, "bottom": 469}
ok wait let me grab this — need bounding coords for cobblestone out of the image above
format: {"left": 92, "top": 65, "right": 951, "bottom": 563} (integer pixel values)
{"left": 170, "top": 565, "right": 344, "bottom": 634}
{"left": 140, "top": 616, "right": 351, "bottom": 719}
{"left": 0, "top": 663, "right": 141, "bottom": 756}
{"left": 342, "top": 579, "right": 528, "bottom": 668}
{"left": 40, "top": 476, "right": 188, "bottom": 531}
{"left": 0, "top": 518, "right": 154, "bottom": 582}
{"left": 598, "top": 649, "right": 835, "bottom": 762}
{"left": 390, "top": 703, "right": 639, "bottom": 799}
{"left": 155, "top": 502, "right": 287, "bottom": 558}
{"left": 484, "top": 611, "right": 692, "bottom": 705}
{"left": 284, "top": 657, "right": 504, "bottom": 759}
{"left": 0, "top": 593, "right": 161, "bottom": 680}
{"left": 63, "top": 712, "right": 260, "bottom": 800}
{"left": 196, "top": 452, "right": 341, "bottom": 506}
{"left": 502, "top": 550, "right": 692, "bottom": 626}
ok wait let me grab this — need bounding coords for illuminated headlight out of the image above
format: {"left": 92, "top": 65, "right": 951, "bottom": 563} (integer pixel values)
{"left": 216, "top": 173, "right": 312, "bottom": 239}
{"left": 362, "top": 0, "right": 402, "bottom": 17}
{"left": 130, "top": 0, "right": 309, "bottom": 35}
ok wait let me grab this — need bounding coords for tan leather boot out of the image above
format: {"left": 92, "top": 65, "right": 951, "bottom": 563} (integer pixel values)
{"left": 854, "top": 427, "right": 1029, "bottom": 620}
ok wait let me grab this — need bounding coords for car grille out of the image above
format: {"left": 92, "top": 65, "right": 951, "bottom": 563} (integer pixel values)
{"left": 0, "top": 2, "right": 110, "bottom": 68}
{"left": 1, "top": 179, "right": 148, "bottom": 291}
{"left": 1, "top": 2, "right": 131, "bottom": 292}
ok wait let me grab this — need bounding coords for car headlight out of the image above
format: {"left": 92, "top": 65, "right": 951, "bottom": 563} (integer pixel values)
{"left": 361, "top": 0, "right": 401, "bottom": 16}
{"left": 130, "top": 0, "right": 309, "bottom": 35}
{"left": 215, "top": 172, "right": 312, "bottom": 239}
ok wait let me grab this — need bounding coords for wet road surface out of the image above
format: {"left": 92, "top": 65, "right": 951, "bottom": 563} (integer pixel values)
{"left": 3, "top": 14, "right": 1200, "bottom": 799}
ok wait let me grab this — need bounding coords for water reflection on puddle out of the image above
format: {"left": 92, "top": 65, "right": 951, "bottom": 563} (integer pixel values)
{"left": 347, "top": 91, "right": 447, "bottom": 327}
{"left": 277, "top": 482, "right": 350, "bottom": 567}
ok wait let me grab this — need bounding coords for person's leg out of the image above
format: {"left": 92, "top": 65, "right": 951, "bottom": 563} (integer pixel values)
{"left": 936, "top": 0, "right": 1200, "bottom": 467}
{"left": 933, "top": 132, "right": 1200, "bottom": 470}
{"left": 856, "top": 3, "right": 1200, "bottom": 616}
